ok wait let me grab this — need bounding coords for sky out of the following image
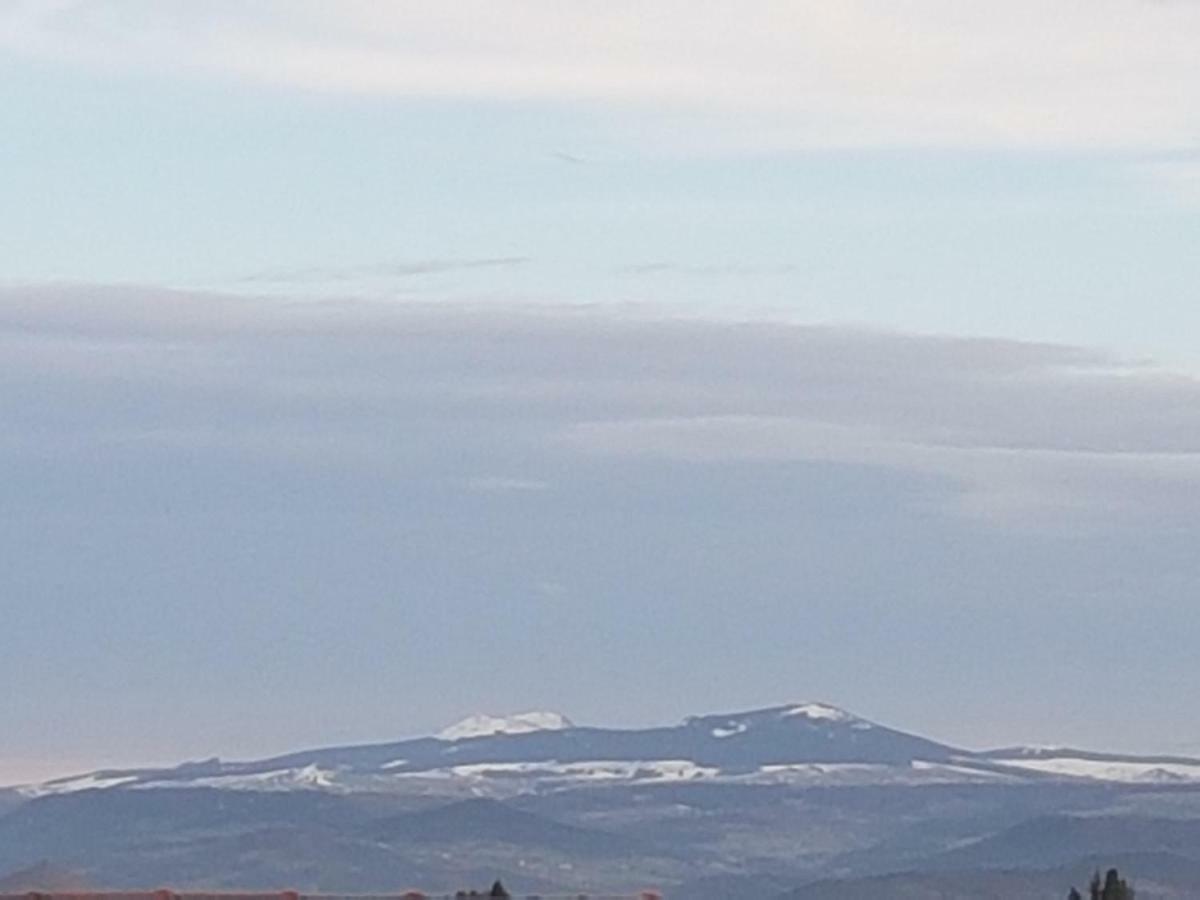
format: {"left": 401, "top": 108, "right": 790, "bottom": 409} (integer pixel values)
{"left": 2, "top": 1, "right": 1200, "bottom": 785}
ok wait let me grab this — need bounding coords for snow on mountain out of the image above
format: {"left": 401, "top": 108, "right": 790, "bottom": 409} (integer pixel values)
{"left": 402, "top": 759, "right": 722, "bottom": 784}
{"left": 684, "top": 701, "right": 870, "bottom": 734}
{"left": 136, "top": 764, "right": 337, "bottom": 792}
{"left": 17, "top": 702, "right": 1200, "bottom": 797}
{"left": 985, "top": 754, "right": 1200, "bottom": 783}
{"left": 437, "top": 711, "right": 574, "bottom": 741}
{"left": 18, "top": 773, "right": 140, "bottom": 798}
{"left": 782, "top": 702, "right": 858, "bottom": 723}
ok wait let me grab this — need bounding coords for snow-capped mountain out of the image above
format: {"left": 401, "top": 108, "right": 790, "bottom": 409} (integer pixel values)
{"left": 437, "top": 711, "right": 574, "bottom": 741}
{"left": 13, "top": 701, "right": 1200, "bottom": 897}
{"left": 17, "top": 701, "right": 1200, "bottom": 798}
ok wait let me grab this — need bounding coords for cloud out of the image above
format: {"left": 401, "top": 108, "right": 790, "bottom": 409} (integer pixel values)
{"left": 6, "top": 280, "right": 1200, "bottom": 763}
{"left": 2, "top": 282, "right": 1199, "bottom": 530}
{"left": 564, "top": 415, "right": 1200, "bottom": 527}
{"left": 233, "top": 256, "right": 530, "bottom": 286}
{"left": 4, "top": 2, "right": 1200, "bottom": 150}
{"left": 461, "top": 476, "right": 550, "bottom": 493}
{"left": 618, "top": 262, "right": 802, "bottom": 278}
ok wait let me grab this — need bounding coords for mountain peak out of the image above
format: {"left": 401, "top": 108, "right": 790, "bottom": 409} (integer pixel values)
{"left": 689, "top": 702, "right": 865, "bottom": 727}
{"left": 436, "top": 710, "right": 575, "bottom": 741}
{"left": 780, "top": 702, "right": 859, "bottom": 723}
{"left": 682, "top": 702, "right": 873, "bottom": 739}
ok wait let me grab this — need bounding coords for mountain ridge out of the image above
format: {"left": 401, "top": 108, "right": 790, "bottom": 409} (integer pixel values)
{"left": 7, "top": 706, "right": 1200, "bottom": 896}
{"left": 14, "top": 701, "right": 1200, "bottom": 797}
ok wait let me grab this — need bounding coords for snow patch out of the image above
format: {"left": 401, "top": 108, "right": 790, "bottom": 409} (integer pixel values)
{"left": 19, "top": 774, "right": 139, "bottom": 797}
{"left": 910, "top": 760, "right": 1021, "bottom": 781}
{"left": 437, "top": 711, "right": 574, "bottom": 741}
{"left": 990, "top": 756, "right": 1200, "bottom": 783}
{"left": 135, "top": 764, "right": 336, "bottom": 791}
{"left": 395, "top": 759, "right": 719, "bottom": 783}
{"left": 711, "top": 723, "right": 748, "bottom": 738}
{"left": 760, "top": 762, "right": 879, "bottom": 775}
{"left": 751, "top": 761, "right": 1016, "bottom": 786}
{"left": 782, "top": 703, "right": 856, "bottom": 723}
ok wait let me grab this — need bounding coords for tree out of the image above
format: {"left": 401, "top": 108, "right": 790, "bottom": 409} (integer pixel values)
{"left": 1101, "top": 868, "right": 1134, "bottom": 900}
{"left": 1074, "top": 867, "right": 1133, "bottom": 900}
{"left": 489, "top": 880, "right": 510, "bottom": 898}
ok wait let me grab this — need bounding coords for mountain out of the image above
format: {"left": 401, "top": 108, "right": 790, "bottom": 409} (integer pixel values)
{"left": 782, "top": 853, "right": 1200, "bottom": 900}
{"left": 20, "top": 701, "right": 1200, "bottom": 800}
{"left": 0, "top": 789, "right": 655, "bottom": 892}
{"left": 977, "top": 746, "right": 1200, "bottom": 784}
{"left": 930, "top": 815, "right": 1200, "bottom": 871}
{"left": 8, "top": 702, "right": 1200, "bottom": 895}
{"left": 14, "top": 702, "right": 988, "bottom": 798}
{"left": 0, "top": 789, "right": 23, "bottom": 817}
{"left": 367, "top": 796, "right": 646, "bottom": 857}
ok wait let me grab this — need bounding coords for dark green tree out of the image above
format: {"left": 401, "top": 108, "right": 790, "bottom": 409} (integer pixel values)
{"left": 489, "top": 880, "right": 510, "bottom": 898}
{"left": 1076, "top": 867, "right": 1133, "bottom": 900}
{"left": 1101, "top": 868, "right": 1133, "bottom": 900}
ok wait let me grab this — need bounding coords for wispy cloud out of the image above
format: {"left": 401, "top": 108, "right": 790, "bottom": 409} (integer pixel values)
{"left": 551, "top": 151, "right": 591, "bottom": 166}
{"left": 233, "top": 256, "right": 530, "bottom": 286}
{"left": 4, "top": 2, "right": 1200, "bottom": 150}
{"left": 564, "top": 415, "right": 1200, "bottom": 528}
{"left": 618, "top": 262, "right": 802, "bottom": 278}
{"left": 2, "top": 282, "right": 1198, "bottom": 530}
{"left": 461, "top": 476, "right": 551, "bottom": 494}
{"left": 4, "top": 281, "right": 1200, "bottom": 761}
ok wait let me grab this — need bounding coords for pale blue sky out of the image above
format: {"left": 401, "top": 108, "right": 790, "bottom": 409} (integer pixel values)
{"left": 4, "top": 9, "right": 1200, "bottom": 363}
{"left": 2, "top": 2, "right": 1200, "bottom": 784}
{"left": 4, "top": 63, "right": 1199, "bottom": 361}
